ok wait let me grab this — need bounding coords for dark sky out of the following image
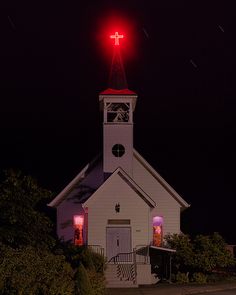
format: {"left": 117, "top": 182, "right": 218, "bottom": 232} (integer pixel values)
{"left": 1, "top": 2, "right": 235, "bottom": 243}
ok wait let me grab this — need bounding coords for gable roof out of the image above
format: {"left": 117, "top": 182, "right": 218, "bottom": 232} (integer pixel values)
{"left": 133, "top": 149, "right": 190, "bottom": 209}
{"left": 47, "top": 155, "right": 102, "bottom": 208}
{"left": 48, "top": 149, "right": 190, "bottom": 209}
{"left": 100, "top": 88, "right": 136, "bottom": 95}
{"left": 83, "top": 167, "right": 156, "bottom": 208}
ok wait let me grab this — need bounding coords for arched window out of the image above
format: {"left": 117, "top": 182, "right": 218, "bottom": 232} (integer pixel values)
{"left": 73, "top": 215, "right": 84, "bottom": 246}
{"left": 153, "top": 216, "right": 163, "bottom": 246}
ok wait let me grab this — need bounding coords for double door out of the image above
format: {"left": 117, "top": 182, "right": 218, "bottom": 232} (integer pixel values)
{"left": 106, "top": 227, "right": 131, "bottom": 261}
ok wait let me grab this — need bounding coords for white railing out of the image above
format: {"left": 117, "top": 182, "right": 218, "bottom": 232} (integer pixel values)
{"left": 88, "top": 245, "right": 104, "bottom": 257}
{"left": 108, "top": 251, "right": 137, "bottom": 284}
{"left": 134, "top": 245, "right": 150, "bottom": 264}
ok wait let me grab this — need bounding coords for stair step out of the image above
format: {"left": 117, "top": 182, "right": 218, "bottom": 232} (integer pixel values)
{"left": 105, "top": 263, "right": 137, "bottom": 288}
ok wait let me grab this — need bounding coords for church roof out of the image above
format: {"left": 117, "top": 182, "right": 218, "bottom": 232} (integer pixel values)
{"left": 83, "top": 167, "right": 156, "bottom": 208}
{"left": 133, "top": 150, "right": 190, "bottom": 209}
{"left": 108, "top": 46, "right": 127, "bottom": 90}
{"left": 100, "top": 88, "right": 136, "bottom": 95}
{"left": 47, "top": 155, "right": 103, "bottom": 208}
{"left": 99, "top": 43, "right": 136, "bottom": 96}
{"left": 48, "top": 149, "right": 190, "bottom": 209}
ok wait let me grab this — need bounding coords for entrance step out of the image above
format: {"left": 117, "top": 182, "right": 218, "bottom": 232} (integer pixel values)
{"left": 105, "top": 264, "right": 138, "bottom": 288}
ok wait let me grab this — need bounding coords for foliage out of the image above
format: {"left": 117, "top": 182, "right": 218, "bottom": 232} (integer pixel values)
{"left": 90, "top": 251, "right": 106, "bottom": 273}
{"left": 193, "top": 232, "right": 235, "bottom": 273}
{"left": 175, "top": 272, "right": 189, "bottom": 284}
{"left": 191, "top": 272, "right": 207, "bottom": 284}
{"left": 0, "top": 170, "right": 107, "bottom": 294}
{"left": 165, "top": 232, "right": 235, "bottom": 278}
{"left": 60, "top": 243, "right": 106, "bottom": 294}
{"left": 0, "top": 245, "right": 75, "bottom": 295}
{"left": 88, "top": 270, "right": 106, "bottom": 295}
{"left": 61, "top": 243, "right": 106, "bottom": 273}
{"left": 0, "top": 169, "right": 54, "bottom": 249}
{"left": 165, "top": 233, "right": 194, "bottom": 273}
{"left": 75, "top": 263, "right": 94, "bottom": 295}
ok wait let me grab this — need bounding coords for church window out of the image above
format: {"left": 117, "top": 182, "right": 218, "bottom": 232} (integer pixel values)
{"left": 153, "top": 216, "right": 163, "bottom": 247}
{"left": 112, "top": 144, "right": 125, "bottom": 157}
{"left": 73, "top": 215, "right": 84, "bottom": 246}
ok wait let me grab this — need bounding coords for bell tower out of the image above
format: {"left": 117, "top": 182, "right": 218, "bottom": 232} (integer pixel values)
{"left": 99, "top": 32, "right": 137, "bottom": 177}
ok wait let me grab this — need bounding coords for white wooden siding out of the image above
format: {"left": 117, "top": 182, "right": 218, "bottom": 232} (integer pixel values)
{"left": 104, "top": 125, "right": 133, "bottom": 176}
{"left": 84, "top": 172, "right": 151, "bottom": 256}
{"left": 133, "top": 156, "right": 181, "bottom": 237}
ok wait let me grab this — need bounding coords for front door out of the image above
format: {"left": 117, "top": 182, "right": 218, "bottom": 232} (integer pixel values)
{"left": 106, "top": 227, "right": 131, "bottom": 261}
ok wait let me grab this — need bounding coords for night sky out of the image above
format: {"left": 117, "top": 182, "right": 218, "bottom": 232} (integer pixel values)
{"left": 1, "top": 2, "right": 235, "bottom": 243}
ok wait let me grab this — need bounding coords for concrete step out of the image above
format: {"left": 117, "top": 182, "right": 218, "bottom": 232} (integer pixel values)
{"left": 105, "top": 263, "right": 137, "bottom": 288}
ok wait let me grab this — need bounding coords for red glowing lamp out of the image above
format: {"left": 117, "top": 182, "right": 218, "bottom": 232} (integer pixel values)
{"left": 110, "top": 31, "right": 124, "bottom": 46}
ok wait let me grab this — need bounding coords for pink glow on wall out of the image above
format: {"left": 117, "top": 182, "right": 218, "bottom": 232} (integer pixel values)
{"left": 153, "top": 216, "right": 163, "bottom": 226}
{"left": 73, "top": 215, "right": 84, "bottom": 246}
{"left": 73, "top": 215, "right": 84, "bottom": 227}
{"left": 153, "top": 216, "right": 163, "bottom": 247}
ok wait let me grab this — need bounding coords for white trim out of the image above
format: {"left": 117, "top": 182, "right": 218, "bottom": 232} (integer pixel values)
{"left": 48, "top": 149, "right": 190, "bottom": 209}
{"left": 150, "top": 246, "right": 176, "bottom": 253}
{"left": 84, "top": 167, "right": 156, "bottom": 208}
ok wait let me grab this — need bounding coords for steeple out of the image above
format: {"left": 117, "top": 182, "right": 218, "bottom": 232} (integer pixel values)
{"left": 100, "top": 31, "right": 136, "bottom": 96}
{"left": 99, "top": 31, "right": 138, "bottom": 176}
{"left": 108, "top": 46, "right": 128, "bottom": 90}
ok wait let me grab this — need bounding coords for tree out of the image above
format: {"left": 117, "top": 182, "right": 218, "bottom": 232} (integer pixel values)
{"left": 193, "top": 232, "right": 235, "bottom": 273}
{"left": 165, "top": 233, "right": 195, "bottom": 273}
{"left": 60, "top": 243, "right": 106, "bottom": 295}
{"left": 0, "top": 245, "right": 75, "bottom": 294}
{"left": 0, "top": 169, "right": 54, "bottom": 248}
{"left": 165, "top": 233, "right": 235, "bottom": 278}
{"left": 74, "top": 263, "right": 94, "bottom": 295}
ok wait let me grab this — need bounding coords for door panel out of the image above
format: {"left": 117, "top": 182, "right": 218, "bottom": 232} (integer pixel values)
{"left": 106, "top": 227, "right": 131, "bottom": 261}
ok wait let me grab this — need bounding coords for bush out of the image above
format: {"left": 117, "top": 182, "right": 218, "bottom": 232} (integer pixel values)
{"left": 90, "top": 251, "right": 106, "bottom": 273}
{"left": 75, "top": 263, "right": 94, "bottom": 295}
{"left": 0, "top": 245, "right": 74, "bottom": 295}
{"left": 88, "top": 270, "right": 106, "bottom": 295}
{"left": 192, "top": 272, "right": 207, "bottom": 284}
{"left": 165, "top": 233, "right": 235, "bottom": 278}
{"left": 60, "top": 244, "right": 106, "bottom": 294}
{"left": 176, "top": 272, "right": 189, "bottom": 284}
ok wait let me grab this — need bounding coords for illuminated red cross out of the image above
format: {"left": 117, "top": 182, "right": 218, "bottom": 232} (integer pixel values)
{"left": 110, "top": 31, "right": 124, "bottom": 46}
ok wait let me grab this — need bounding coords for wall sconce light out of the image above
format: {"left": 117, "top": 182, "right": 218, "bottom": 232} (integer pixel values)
{"left": 115, "top": 203, "right": 120, "bottom": 213}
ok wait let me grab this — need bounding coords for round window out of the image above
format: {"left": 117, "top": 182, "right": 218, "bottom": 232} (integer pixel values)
{"left": 112, "top": 144, "right": 125, "bottom": 157}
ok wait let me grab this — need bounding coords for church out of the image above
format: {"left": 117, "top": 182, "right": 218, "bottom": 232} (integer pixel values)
{"left": 48, "top": 31, "right": 190, "bottom": 287}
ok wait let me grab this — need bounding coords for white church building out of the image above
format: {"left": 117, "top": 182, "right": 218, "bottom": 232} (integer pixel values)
{"left": 48, "top": 32, "right": 190, "bottom": 287}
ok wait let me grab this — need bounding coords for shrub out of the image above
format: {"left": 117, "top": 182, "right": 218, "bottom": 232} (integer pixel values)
{"left": 0, "top": 245, "right": 74, "bottom": 295}
{"left": 165, "top": 233, "right": 235, "bottom": 278}
{"left": 88, "top": 270, "right": 106, "bottom": 295}
{"left": 90, "top": 251, "right": 106, "bottom": 273}
{"left": 75, "top": 263, "right": 94, "bottom": 295}
{"left": 80, "top": 247, "right": 95, "bottom": 270}
{"left": 192, "top": 272, "right": 207, "bottom": 284}
{"left": 176, "top": 272, "right": 189, "bottom": 284}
